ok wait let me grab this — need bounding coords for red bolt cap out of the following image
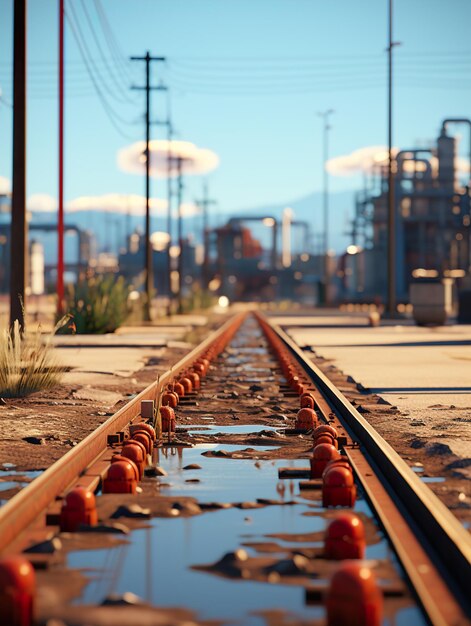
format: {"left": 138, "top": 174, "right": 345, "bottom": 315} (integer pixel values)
{"left": 111, "top": 454, "right": 139, "bottom": 481}
{"left": 180, "top": 377, "right": 193, "bottom": 394}
{"left": 310, "top": 443, "right": 340, "bottom": 478}
{"left": 130, "top": 423, "right": 156, "bottom": 441}
{"left": 326, "top": 562, "right": 383, "bottom": 626}
{"left": 0, "top": 557, "right": 35, "bottom": 626}
{"left": 187, "top": 372, "right": 201, "bottom": 390}
{"left": 324, "top": 513, "right": 366, "bottom": 560}
{"left": 300, "top": 394, "right": 316, "bottom": 409}
{"left": 160, "top": 405, "right": 176, "bottom": 432}
{"left": 173, "top": 382, "right": 185, "bottom": 397}
{"left": 132, "top": 430, "right": 153, "bottom": 455}
{"left": 103, "top": 460, "right": 138, "bottom": 494}
{"left": 162, "top": 392, "right": 178, "bottom": 408}
{"left": 121, "top": 442, "right": 146, "bottom": 479}
{"left": 313, "top": 433, "right": 338, "bottom": 448}
{"left": 60, "top": 487, "right": 98, "bottom": 532}
{"left": 295, "top": 407, "right": 318, "bottom": 430}
{"left": 313, "top": 424, "right": 338, "bottom": 439}
{"left": 322, "top": 465, "right": 357, "bottom": 507}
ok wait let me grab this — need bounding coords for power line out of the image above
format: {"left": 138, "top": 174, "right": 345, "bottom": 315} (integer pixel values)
{"left": 65, "top": 5, "right": 137, "bottom": 139}
{"left": 67, "top": 1, "right": 133, "bottom": 108}
{"left": 78, "top": 0, "right": 135, "bottom": 104}
{"left": 93, "top": 0, "right": 136, "bottom": 85}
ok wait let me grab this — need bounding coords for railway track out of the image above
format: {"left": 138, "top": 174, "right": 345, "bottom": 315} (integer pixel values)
{"left": 0, "top": 311, "right": 470, "bottom": 626}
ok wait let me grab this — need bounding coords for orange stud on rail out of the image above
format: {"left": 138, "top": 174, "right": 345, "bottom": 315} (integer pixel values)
{"left": 313, "top": 432, "right": 338, "bottom": 449}
{"left": 310, "top": 443, "right": 340, "bottom": 478}
{"left": 121, "top": 441, "right": 146, "bottom": 479}
{"left": 325, "top": 561, "right": 383, "bottom": 626}
{"left": 160, "top": 406, "right": 176, "bottom": 433}
{"left": 313, "top": 424, "right": 338, "bottom": 440}
{"left": 103, "top": 460, "right": 138, "bottom": 494}
{"left": 111, "top": 454, "right": 140, "bottom": 481}
{"left": 162, "top": 391, "right": 178, "bottom": 408}
{"left": 295, "top": 407, "right": 318, "bottom": 430}
{"left": 132, "top": 430, "right": 153, "bottom": 455}
{"left": 60, "top": 487, "right": 98, "bottom": 532}
{"left": 0, "top": 557, "right": 35, "bottom": 626}
{"left": 322, "top": 464, "right": 357, "bottom": 507}
{"left": 300, "top": 393, "right": 316, "bottom": 409}
{"left": 324, "top": 513, "right": 366, "bottom": 560}
{"left": 173, "top": 382, "right": 185, "bottom": 398}
{"left": 187, "top": 371, "right": 201, "bottom": 390}
{"left": 180, "top": 377, "right": 193, "bottom": 394}
{"left": 130, "top": 423, "right": 156, "bottom": 442}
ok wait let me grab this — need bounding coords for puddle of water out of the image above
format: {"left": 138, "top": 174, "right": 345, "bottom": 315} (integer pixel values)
{"left": 411, "top": 466, "right": 424, "bottom": 473}
{"left": 157, "top": 447, "right": 296, "bottom": 503}
{"left": 65, "top": 390, "right": 423, "bottom": 626}
{"left": 181, "top": 424, "right": 281, "bottom": 436}
{"left": 0, "top": 470, "right": 43, "bottom": 494}
{"left": 69, "top": 507, "right": 324, "bottom": 623}
{"left": 420, "top": 476, "right": 446, "bottom": 483}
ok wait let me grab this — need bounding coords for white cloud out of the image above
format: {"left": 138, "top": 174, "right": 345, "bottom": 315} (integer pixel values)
{"left": 66, "top": 193, "right": 167, "bottom": 216}
{"left": 327, "top": 145, "right": 470, "bottom": 177}
{"left": 28, "top": 193, "right": 58, "bottom": 212}
{"left": 117, "top": 139, "right": 220, "bottom": 178}
{"left": 326, "top": 146, "right": 392, "bottom": 176}
{"left": 26, "top": 192, "right": 200, "bottom": 219}
{"left": 0, "top": 176, "right": 11, "bottom": 195}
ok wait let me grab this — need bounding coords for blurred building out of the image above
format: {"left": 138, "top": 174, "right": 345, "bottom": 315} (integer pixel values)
{"left": 343, "top": 119, "right": 471, "bottom": 303}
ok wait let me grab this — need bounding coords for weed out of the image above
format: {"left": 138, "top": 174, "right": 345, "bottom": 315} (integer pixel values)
{"left": 65, "top": 274, "right": 130, "bottom": 334}
{"left": 0, "top": 318, "right": 68, "bottom": 398}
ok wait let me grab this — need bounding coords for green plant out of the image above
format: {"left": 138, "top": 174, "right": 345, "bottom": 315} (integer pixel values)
{"left": 0, "top": 319, "right": 67, "bottom": 398}
{"left": 66, "top": 274, "right": 130, "bottom": 334}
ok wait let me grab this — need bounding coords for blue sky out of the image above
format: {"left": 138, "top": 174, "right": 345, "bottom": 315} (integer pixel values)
{"left": 0, "top": 0, "right": 470, "bottom": 230}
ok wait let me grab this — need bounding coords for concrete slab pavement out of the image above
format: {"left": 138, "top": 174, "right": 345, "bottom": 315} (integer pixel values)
{"left": 271, "top": 314, "right": 471, "bottom": 458}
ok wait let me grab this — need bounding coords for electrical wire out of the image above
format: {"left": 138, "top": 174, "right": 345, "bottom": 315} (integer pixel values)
{"left": 78, "top": 0, "right": 135, "bottom": 104}
{"left": 67, "top": 0, "right": 133, "bottom": 108}
{"left": 93, "top": 0, "right": 136, "bottom": 85}
{"left": 65, "top": 4, "right": 137, "bottom": 140}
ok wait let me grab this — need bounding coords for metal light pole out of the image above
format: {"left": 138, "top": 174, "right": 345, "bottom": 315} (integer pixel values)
{"left": 57, "top": 0, "right": 65, "bottom": 316}
{"left": 176, "top": 156, "right": 184, "bottom": 314}
{"left": 10, "top": 0, "right": 27, "bottom": 331}
{"left": 318, "top": 109, "right": 334, "bottom": 305}
{"left": 387, "top": 0, "right": 397, "bottom": 317}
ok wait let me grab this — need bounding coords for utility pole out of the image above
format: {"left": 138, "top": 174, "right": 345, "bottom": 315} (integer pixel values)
{"left": 10, "top": 0, "right": 27, "bottom": 331}
{"left": 196, "top": 181, "right": 217, "bottom": 292}
{"left": 317, "top": 109, "right": 334, "bottom": 306}
{"left": 387, "top": 0, "right": 399, "bottom": 317}
{"left": 131, "top": 52, "right": 166, "bottom": 321}
{"left": 152, "top": 100, "right": 173, "bottom": 315}
{"left": 176, "top": 157, "right": 184, "bottom": 315}
{"left": 57, "top": 0, "right": 65, "bottom": 316}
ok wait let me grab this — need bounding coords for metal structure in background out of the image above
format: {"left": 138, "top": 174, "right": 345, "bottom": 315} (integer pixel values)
{"left": 131, "top": 52, "right": 166, "bottom": 321}
{"left": 176, "top": 156, "right": 184, "bottom": 314}
{"left": 346, "top": 121, "right": 470, "bottom": 303}
{"left": 196, "top": 181, "right": 217, "bottom": 292}
{"left": 317, "top": 108, "right": 334, "bottom": 305}
{"left": 387, "top": 0, "right": 399, "bottom": 317}
{"left": 9, "top": 0, "right": 27, "bottom": 330}
{"left": 57, "top": 0, "right": 65, "bottom": 316}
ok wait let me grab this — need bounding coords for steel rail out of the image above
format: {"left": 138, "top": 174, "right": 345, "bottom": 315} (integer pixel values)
{"left": 0, "top": 312, "right": 246, "bottom": 554}
{"left": 262, "top": 313, "right": 471, "bottom": 624}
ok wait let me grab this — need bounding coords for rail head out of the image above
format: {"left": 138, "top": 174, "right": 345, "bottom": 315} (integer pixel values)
{"left": 259, "top": 313, "right": 471, "bottom": 619}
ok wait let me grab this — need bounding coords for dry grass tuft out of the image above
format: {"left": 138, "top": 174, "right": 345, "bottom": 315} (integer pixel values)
{"left": 0, "top": 318, "right": 68, "bottom": 398}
